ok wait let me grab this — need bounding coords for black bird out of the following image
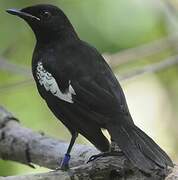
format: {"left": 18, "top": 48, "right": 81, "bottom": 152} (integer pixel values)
{"left": 7, "top": 4, "right": 173, "bottom": 173}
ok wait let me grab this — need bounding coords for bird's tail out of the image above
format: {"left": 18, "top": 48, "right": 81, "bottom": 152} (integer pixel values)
{"left": 108, "top": 119, "right": 173, "bottom": 173}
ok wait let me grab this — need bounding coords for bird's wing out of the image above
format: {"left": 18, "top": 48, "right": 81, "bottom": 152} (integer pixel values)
{"left": 39, "top": 42, "right": 130, "bottom": 119}
{"left": 70, "top": 61, "right": 130, "bottom": 119}
{"left": 71, "top": 75, "right": 118, "bottom": 116}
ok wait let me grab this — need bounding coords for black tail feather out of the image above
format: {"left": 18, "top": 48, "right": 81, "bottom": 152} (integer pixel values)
{"left": 133, "top": 126, "right": 173, "bottom": 167}
{"left": 109, "top": 122, "right": 173, "bottom": 173}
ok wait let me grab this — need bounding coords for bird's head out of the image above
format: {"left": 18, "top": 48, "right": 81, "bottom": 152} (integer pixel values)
{"left": 7, "top": 4, "right": 77, "bottom": 42}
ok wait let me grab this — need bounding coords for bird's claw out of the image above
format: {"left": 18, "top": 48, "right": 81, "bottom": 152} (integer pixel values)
{"left": 87, "top": 154, "right": 100, "bottom": 163}
{"left": 87, "top": 151, "right": 124, "bottom": 163}
{"left": 87, "top": 153, "right": 107, "bottom": 163}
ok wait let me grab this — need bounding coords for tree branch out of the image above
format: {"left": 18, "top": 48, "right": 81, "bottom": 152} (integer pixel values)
{"left": 0, "top": 160, "right": 175, "bottom": 180}
{"left": 0, "top": 106, "right": 99, "bottom": 169}
{"left": 0, "top": 106, "right": 176, "bottom": 179}
{"left": 103, "top": 33, "right": 178, "bottom": 67}
{"left": 119, "top": 55, "right": 178, "bottom": 81}
{"left": 0, "top": 58, "right": 31, "bottom": 77}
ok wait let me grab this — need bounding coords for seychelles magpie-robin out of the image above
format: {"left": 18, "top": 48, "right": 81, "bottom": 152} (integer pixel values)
{"left": 7, "top": 4, "right": 173, "bottom": 173}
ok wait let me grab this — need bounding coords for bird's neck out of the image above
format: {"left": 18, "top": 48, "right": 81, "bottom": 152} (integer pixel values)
{"left": 35, "top": 26, "right": 79, "bottom": 44}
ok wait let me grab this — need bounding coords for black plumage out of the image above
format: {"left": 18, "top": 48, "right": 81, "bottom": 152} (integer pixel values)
{"left": 7, "top": 4, "right": 173, "bottom": 173}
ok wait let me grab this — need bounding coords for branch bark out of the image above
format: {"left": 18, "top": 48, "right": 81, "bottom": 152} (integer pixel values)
{"left": 0, "top": 106, "right": 176, "bottom": 179}
{"left": 0, "top": 106, "right": 99, "bottom": 169}
{"left": 0, "top": 161, "right": 175, "bottom": 180}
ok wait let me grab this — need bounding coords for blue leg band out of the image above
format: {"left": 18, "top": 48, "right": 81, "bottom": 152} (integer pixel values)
{"left": 62, "top": 153, "right": 71, "bottom": 166}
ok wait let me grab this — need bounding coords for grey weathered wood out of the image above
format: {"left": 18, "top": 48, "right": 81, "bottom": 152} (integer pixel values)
{"left": 0, "top": 106, "right": 99, "bottom": 169}
{"left": 0, "top": 106, "right": 175, "bottom": 179}
{"left": 0, "top": 157, "right": 175, "bottom": 180}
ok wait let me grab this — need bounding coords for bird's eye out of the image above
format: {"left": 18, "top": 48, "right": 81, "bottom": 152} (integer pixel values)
{"left": 42, "top": 11, "right": 51, "bottom": 19}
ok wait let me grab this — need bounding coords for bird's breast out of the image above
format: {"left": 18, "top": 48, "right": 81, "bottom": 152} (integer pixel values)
{"left": 35, "top": 61, "right": 76, "bottom": 103}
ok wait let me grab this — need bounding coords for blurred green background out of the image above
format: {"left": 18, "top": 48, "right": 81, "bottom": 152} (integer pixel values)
{"left": 1, "top": 0, "right": 178, "bottom": 176}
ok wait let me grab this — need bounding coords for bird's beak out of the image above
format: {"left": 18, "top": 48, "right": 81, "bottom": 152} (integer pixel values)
{"left": 6, "top": 9, "right": 40, "bottom": 21}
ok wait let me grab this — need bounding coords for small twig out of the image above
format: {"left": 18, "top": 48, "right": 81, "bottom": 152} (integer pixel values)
{"left": 119, "top": 55, "right": 178, "bottom": 81}
{"left": 0, "top": 58, "right": 31, "bottom": 77}
{"left": 104, "top": 33, "right": 178, "bottom": 67}
{"left": 0, "top": 79, "right": 33, "bottom": 93}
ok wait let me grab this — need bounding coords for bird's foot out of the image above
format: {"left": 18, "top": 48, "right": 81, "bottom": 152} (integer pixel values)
{"left": 60, "top": 153, "right": 71, "bottom": 171}
{"left": 87, "top": 151, "right": 123, "bottom": 163}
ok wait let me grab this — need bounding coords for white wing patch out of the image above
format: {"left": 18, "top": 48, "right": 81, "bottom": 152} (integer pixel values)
{"left": 36, "top": 62, "right": 76, "bottom": 103}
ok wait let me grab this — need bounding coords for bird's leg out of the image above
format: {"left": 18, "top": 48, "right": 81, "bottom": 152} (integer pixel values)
{"left": 60, "top": 132, "right": 78, "bottom": 170}
{"left": 87, "top": 140, "right": 123, "bottom": 163}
